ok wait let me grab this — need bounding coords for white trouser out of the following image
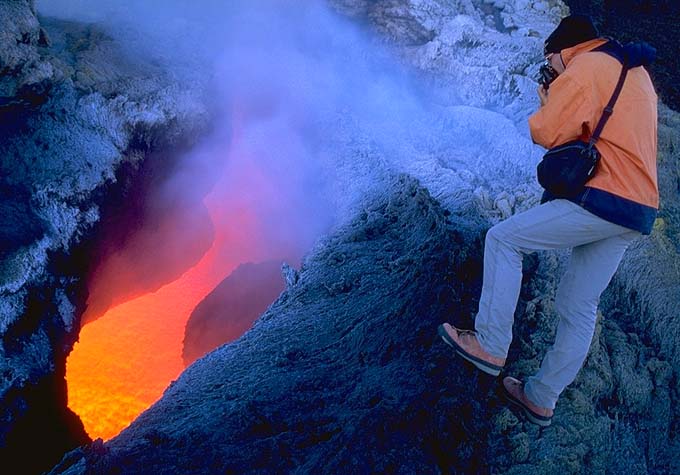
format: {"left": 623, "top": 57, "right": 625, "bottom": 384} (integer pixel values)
{"left": 474, "top": 199, "right": 640, "bottom": 409}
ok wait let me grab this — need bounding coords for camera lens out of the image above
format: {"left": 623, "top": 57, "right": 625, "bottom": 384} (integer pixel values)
{"left": 539, "top": 60, "right": 558, "bottom": 89}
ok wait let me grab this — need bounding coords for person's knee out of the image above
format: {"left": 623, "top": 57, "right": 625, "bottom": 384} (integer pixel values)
{"left": 554, "top": 296, "right": 598, "bottom": 335}
{"left": 485, "top": 221, "right": 511, "bottom": 245}
{"left": 555, "top": 290, "right": 598, "bottom": 317}
{"left": 553, "top": 290, "right": 572, "bottom": 318}
{"left": 485, "top": 220, "right": 527, "bottom": 258}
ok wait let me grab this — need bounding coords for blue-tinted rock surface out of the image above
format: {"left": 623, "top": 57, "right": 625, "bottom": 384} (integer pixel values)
{"left": 51, "top": 175, "right": 496, "bottom": 474}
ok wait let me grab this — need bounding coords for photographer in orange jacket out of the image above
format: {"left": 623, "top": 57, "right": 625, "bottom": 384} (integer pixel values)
{"left": 439, "top": 15, "right": 658, "bottom": 427}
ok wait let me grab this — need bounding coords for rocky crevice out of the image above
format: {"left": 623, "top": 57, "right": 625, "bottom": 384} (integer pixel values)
{"left": 0, "top": 2, "right": 214, "bottom": 472}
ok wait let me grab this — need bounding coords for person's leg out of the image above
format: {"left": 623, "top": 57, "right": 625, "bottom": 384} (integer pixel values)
{"left": 473, "top": 199, "right": 635, "bottom": 360}
{"left": 523, "top": 230, "right": 640, "bottom": 409}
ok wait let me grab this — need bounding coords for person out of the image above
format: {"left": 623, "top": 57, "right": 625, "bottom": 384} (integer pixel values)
{"left": 437, "top": 15, "right": 658, "bottom": 427}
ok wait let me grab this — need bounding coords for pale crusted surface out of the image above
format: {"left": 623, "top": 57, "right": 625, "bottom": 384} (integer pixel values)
{"left": 0, "top": 0, "right": 53, "bottom": 97}
{"left": 0, "top": 13, "right": 210, "bottom": 332}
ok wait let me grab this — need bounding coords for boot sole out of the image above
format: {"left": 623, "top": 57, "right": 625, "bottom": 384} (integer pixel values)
{"left": 501, "top": 383, "right": 552, "bottom": 427}
{"left": 437, "top": 324, "right": 503, "bottom": 377}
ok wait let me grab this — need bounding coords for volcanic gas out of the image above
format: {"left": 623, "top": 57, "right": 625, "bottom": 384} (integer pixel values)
{"left": 60, "top": 0, "right": 380, "bottom": 441}
{"left": 66, "top": 105, "right": 329, "bottom": 439}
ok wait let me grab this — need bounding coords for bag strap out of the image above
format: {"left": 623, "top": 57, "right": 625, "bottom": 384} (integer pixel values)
{"left": 588, "top": 54, "right": 630, "bottom": 148}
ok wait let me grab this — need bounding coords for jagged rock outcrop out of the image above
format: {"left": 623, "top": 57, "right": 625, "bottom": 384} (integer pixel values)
{"left": 182, "top": 260, "right": 286, "bottom": 367}
{"left": 0, "top": 0, "right": 52, "bottom": 107}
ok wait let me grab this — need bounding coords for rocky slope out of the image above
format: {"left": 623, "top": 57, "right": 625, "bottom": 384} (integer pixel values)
{"left": 52, "top": 175, "right": 492, "bottom": 474}
{"left": 182, "top": 260, "right": 286, "bottom": 367}
{"left": 50, "top": 173, "right": 680, "bottom": 475}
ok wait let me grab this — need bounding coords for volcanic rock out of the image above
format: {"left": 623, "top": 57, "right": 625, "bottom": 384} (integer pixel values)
{"left": 51, "top": 171, "right": 680, "bottom": 474}
{"left": 1, "top": 0, "right": 679, "bottom": 473}
{"left": 182, "top": 260, "right": 286, "bottom": 367}
{"left": 50, "top": 174, "right": 496, "bottom": 474}
{"left": 0, "top": 0, "right": 53, "bottom": 105}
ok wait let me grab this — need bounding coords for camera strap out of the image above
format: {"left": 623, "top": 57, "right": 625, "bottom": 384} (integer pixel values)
{"left": 588, "top": 50, "right": 630, "bottom": 149}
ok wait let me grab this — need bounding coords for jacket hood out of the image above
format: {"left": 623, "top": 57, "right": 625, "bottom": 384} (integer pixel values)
{"left": 560, "top": 38, "right": 607, "bottom": 66}
{"left": 623, "top": 41, "right": 656, "bottom": 68}
{"left": 560, "top": 38, "right": 656, "bottom": 69}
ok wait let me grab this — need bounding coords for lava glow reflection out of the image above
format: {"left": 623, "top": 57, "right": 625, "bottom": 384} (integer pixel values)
{"left": 66, "top": 72, "right": 331, "bottom": 437}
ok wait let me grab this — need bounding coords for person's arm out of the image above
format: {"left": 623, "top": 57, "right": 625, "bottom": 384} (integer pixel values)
{"left": 528, "top": 72, "right": 593, "bottom": 148}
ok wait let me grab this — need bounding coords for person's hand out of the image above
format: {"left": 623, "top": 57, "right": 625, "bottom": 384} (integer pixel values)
{"left": 537, "top": 85, "right": 549, "bottom": 106}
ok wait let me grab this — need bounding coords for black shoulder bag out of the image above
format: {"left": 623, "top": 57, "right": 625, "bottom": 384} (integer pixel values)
{"left": 536, "top": 55, "right": 629, "bottom": 199}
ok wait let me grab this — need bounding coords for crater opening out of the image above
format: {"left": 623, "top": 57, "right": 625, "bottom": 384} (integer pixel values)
{"left": 66, "top": 105, "right": 333, "bottom": 440}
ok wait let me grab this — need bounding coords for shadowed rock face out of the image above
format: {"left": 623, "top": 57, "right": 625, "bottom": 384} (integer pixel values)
{"left": 564, "top": 0, "right": 680, "bottom": 111}
{"left": 182, "top": 260, "right": 286, "bottom": 367}
{"left": 0, "top": 0, "right": 52, "bottom": 106}
{"left": 0, "top": 185, "right": 44, "bottom": 259}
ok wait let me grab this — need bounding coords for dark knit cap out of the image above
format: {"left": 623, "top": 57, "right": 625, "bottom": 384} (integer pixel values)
{"left": 544, "top": 15, "right": 599, "bottom": 54}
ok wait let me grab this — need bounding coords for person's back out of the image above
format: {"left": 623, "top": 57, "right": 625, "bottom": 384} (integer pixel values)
{"left": 572, "top": 46, "right": 658, "bottom": 209}
{"left": 530, "top": 37, "right": 658, "bottom": 234}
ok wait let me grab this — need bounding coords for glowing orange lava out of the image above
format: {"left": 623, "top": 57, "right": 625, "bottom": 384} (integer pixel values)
{"left": 66, "top": 205, "right": 261, "bottom": 440}
{"left": 66, "top": 120, "right": 291, "bottom": 439}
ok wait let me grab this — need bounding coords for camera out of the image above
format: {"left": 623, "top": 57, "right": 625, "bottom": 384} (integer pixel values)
{"left": 538, "top": 59, "right": 559, "bottom": 90}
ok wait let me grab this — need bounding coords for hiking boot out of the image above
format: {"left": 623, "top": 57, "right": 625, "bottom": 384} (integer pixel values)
{"left": 502, "top": 376, "right": 553, "bottom": 427}
{"left": 437, "top": 322, "right": 505, "bottom": 376}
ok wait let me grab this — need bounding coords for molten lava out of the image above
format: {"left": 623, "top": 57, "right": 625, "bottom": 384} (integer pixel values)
{"left": 66, "top": 84, "right": 331, "bottom": 439}
{"left": 66, "top": 112, "right": 312, "bottom": 439}
{"left": 66, "top": 201, "right": 263, "bottom": 439}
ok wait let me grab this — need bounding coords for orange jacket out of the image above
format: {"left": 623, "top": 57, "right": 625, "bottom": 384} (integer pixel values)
{"left": 529, "top": 38, "right": 658, "bottom": 233}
